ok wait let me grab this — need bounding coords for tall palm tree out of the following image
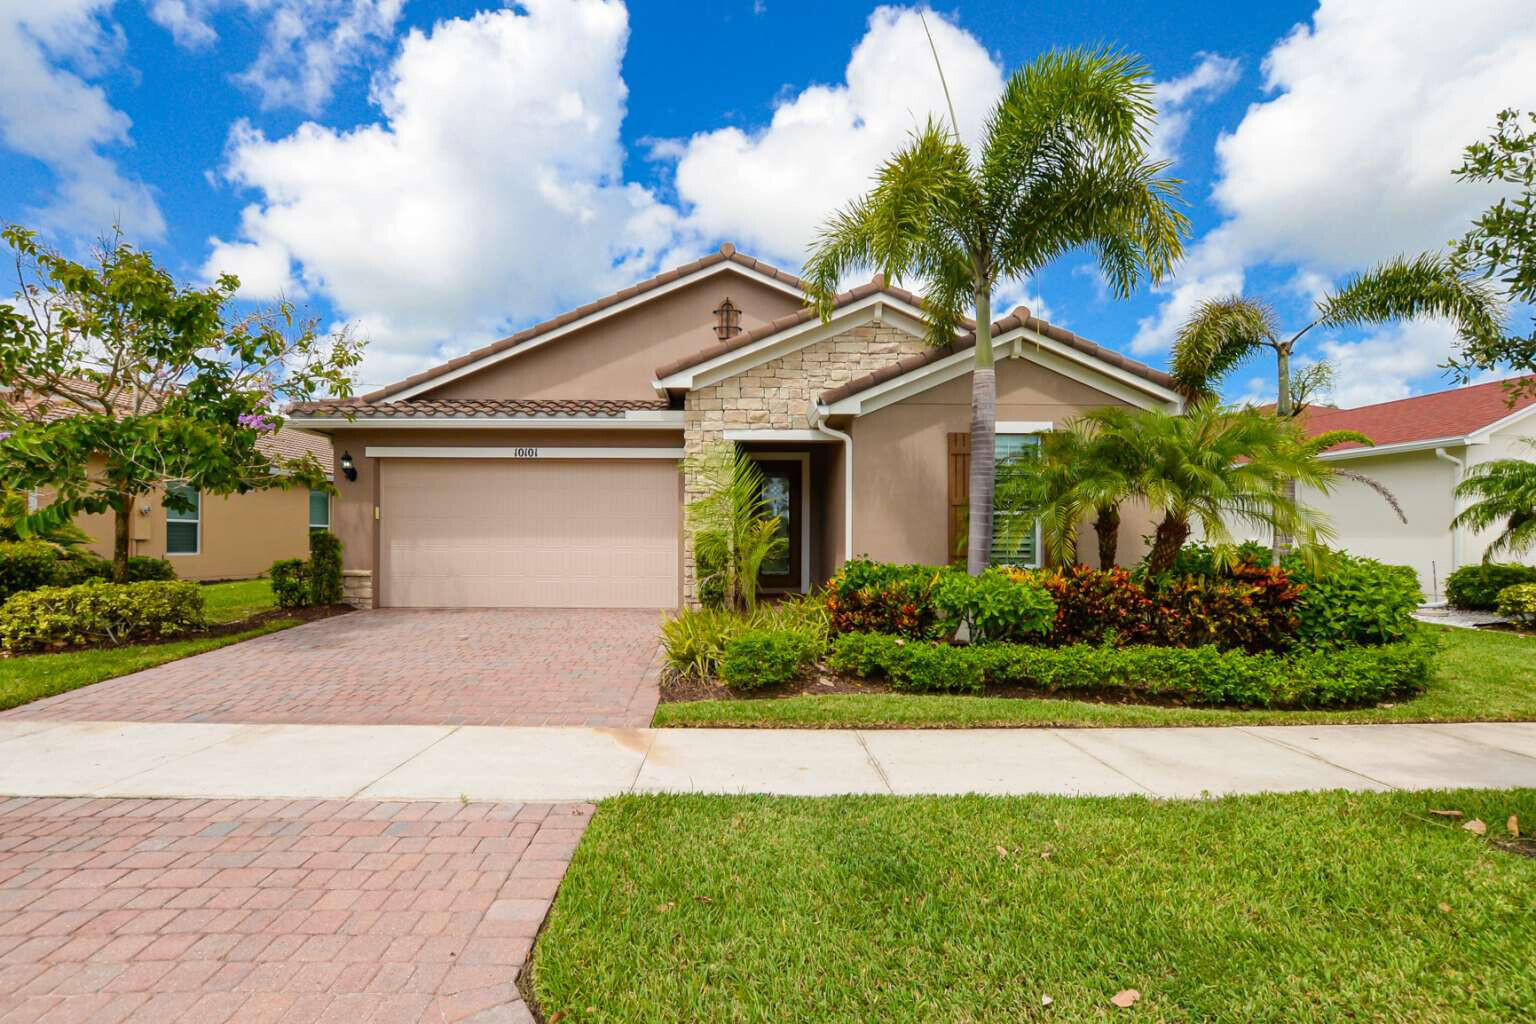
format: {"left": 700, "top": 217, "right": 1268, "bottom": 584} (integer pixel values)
{"left": 994, "top": 418, "right": 1136, "bottom": 568}
{"left": 804, "top": 47, "right": 1186, "bottom": 575}
{"left": 1452, "top": 437, "right": 1536, "bottom": 559}
{"left": 1089, "top": 401, "right": 1369, "bottom": 575}
{"left": 1170, "top": 253, "right": 1504, "bottom": 556}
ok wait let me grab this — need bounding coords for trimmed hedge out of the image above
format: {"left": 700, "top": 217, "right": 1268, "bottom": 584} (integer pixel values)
{"left": 828, "top": 631, "right": 1434, "bottom": 708}
{"left": 0, "top": 541, "right": 60, "bottom": 604}
{"left": 719, "top": 628, "right": 820, "bottom": 690}
{"left": 0, "top": 580, "right": 207, "bottom": 652}
{"left": 269, "top": 558, "right": 311, "bottom": 609}
{"left": 308, "top": 530, "right": 343, "bottom": 605}
{"left": 1496, "top": 583, "right": 1536, "bottom": 626}
{"left": 1448, "top": 563, "right": 1536, "bottom": 610}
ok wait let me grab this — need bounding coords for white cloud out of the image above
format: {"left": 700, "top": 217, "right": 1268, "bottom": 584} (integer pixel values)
{"left": 0, "top": 1, "right": 164, "bottom": 238}
{"left": 1148, "top": 52, "right": 1240, "bottom": 165}
{"left": 663, "top": 5, "right": 1006, "bottom": 268}
{"left": 1317, "top": 319, "right": 1462, "bottom": 407}
{"left": 206, "top": 0, "right": 679, "bottom": 385}
{"left": 147, "top": 0, "right": 405, "bottom": 113}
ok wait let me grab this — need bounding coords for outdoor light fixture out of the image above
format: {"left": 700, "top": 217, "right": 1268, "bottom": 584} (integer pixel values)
{"left": 340, "top": 451, "right": 357, "bottom": 482}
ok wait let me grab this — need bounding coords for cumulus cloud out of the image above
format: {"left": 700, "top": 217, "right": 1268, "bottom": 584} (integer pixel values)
{"left": 663, "top": 5, "right": 1006, "bottom": 268}
{"left": 1148, "top": 52, "right": 1240, "bottom": 165}
{"left": 1317, "top": 319, "right": 1463, "bottom": 407}
{"left": 205, "top": 0, "right": 680, "bottom": 385}
{"left": 0, "top": 1, "right": 164, "bottom": 239}
{"left": 147, "top": 0, "right": 405, "bottom": 113}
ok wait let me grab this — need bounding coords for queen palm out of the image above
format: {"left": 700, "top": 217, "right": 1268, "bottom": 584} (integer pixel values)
{"left": 993, "top": 418, "right": 1136, "bottom": 568}
{"left": 1452, "top": 438, "right": 1536, "bottom": 559}
{"left": 1170, "top": 253, "right": 1503, "bottom": 556}
{"left": 804, "top": 47, "right": 1186, "bottom": 575}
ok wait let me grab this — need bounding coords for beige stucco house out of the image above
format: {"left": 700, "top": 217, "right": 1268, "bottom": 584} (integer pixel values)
{"left": 1281, "top": 377, "right": 1536, "bottom": 600}
{"left": 49, "top": 428, "right": 334, "bottom": 582}
{"left": 288, "top": 245, "right": 1184, "bottom": 610}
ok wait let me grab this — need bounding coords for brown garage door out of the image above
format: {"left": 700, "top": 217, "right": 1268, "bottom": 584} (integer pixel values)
{"left": 379, "top": 458, "right": 679, "bottom": 608}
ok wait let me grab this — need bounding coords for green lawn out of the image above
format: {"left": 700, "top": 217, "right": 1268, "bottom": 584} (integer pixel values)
{"left": 532, "top": 789, "right": 1536, "bottom": 1024}
{"left": 653, "top": 626, "right": 1536, "bottom": 728}
{"left": 0, "top": 619, "right": 296, "bottom": 712}
{"left": 201, "top": 577, "right": 278, "bottom": 623}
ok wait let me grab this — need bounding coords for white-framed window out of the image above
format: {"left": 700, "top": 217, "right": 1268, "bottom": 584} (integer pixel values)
{"left": 308, "top": 489, "right": 331, "bottom": 532}
{"left": 165, "top": 484, "right": 200, "bottom": 556}
{"left": 990, "top": 433, "right": 1042, "bottom": 568}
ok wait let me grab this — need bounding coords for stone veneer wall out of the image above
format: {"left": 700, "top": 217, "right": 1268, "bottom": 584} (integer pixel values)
{"left": 680, "top": 322, "right": 930, "bottom": 603}
{"left": 341, "top": 569, "right": 373, "bottom": 609}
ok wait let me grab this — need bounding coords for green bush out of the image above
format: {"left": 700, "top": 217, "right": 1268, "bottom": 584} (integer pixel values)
{"left": 661, "top": 598, "right": 830, "bottom": 679}
{"left": 0, "top": 580, "right": 207, "bottom": 652}
{"left": 269, "top": 558, "right": 311, "bottom": 609}
{"left": 0, "top": 541, "right": 62, "bottom": 604}
{"left": 696, "top": 544, "right": 728, "bottom": 610}
{"left": 1495, "top": 582, "right": 1536, "bottom": 626}
{"left": 1286, "top": 552, "right": 1422, "bottom": 645}
{"left": 124, "top": 556, "right": 176, "bottom": 582}
{"left": 50, "top": 549, "right": 113, "bottom": 587}
{"left": 828, "top": 631, "right": 1434, "bottom": 708}
{"left": 1447, "top": 563, "right": 1536, "bottom": 610}
{"left": 308, "top": 530, "right": 343, "bottom": 605}
{"left": 825, "top": 559, "right": 950, "bottom": 638}
{"left": 1152, "top": 564, "right": 1304, "bottom": 653}
{"left": 719, "top": 628, "right": 819, "bottom": 690}
{"left": 935, "top": 568, "right": 1055, "bottom": 643}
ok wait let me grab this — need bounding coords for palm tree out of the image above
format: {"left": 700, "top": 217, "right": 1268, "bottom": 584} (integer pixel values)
{"left": 1170, "top": 253, "right": 1504, "bottom": 556}
{"left": 683, "top": 443, "right": 788, "bottom": 611}
{"left": 804, "top": 47, "right": 1186, "bottom": 575}
{"left": 994, "top": 418, "right": 1136, "bottom": 568}
{"left": 1452, "top": 438, "right": 1536, "bottom": 559}
{"left": 1089, "top": 401, "right": 1370, "bottom": 575}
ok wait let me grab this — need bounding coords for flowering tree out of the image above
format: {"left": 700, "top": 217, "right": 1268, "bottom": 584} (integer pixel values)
{"left": 0, "top": 225, "right": 364, "bottom": 580}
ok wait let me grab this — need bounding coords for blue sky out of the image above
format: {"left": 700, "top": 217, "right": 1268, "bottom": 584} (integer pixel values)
{"left": 2, "top": 1, "right": 1532, "bottom": 402}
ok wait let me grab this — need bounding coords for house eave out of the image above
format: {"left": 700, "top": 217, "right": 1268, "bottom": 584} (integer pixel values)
{"left": 285, "top": 410, "right": 685, "bottom": 431}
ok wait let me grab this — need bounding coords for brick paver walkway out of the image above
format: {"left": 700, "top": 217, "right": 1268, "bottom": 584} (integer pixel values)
{"left": 2, "top": 609, "right": 662, "bottom": 728}
{"left": 0, "top": 796, "right": 590, "bottom": 1023}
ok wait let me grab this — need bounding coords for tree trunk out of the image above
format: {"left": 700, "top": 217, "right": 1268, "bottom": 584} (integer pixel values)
{"left": 112, "top": 487, "right": 133, "bottom": 583}
{"left": 966, "top": 288, "right": 996, "bottom": 577}
{"left": 1272, "top": 342, "right": 1293, "bottom": 565}
{"left": 1094, "top": 504, "right": 1121, "bottom": 569}
{"left": 1146, "top": 515, "right": 1190, "bottom": 576}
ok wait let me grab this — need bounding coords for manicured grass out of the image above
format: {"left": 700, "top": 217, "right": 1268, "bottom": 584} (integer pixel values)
{"left": 0, "top": 620, "right": 296, "bottom": 712}
{"left": 652, "top": 626, "right": 1536, "bottom": 728}
{"left": 532, "top": 789, "right": 1536, "bottom": 1023}
{"left": 200, "top": 577, "right": 278, "bottom": 623}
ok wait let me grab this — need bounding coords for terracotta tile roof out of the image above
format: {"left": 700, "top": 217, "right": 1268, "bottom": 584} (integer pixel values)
{"left": 1295, "top": 375, "right": 1536, "bottom": 453}
{"left": 286, "top": 397, "right": 670, "bottom": 419}
{"left": 258, "top": 427, "right": 332, "bottom": 464}
{"left": 815, "top": 306, "right": 1177, "bottom": 406}
{"left": 360, "top": 244, "right": 807, "bottom": 403}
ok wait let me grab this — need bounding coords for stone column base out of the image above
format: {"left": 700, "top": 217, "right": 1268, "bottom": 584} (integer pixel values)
{"left": 341, "top": 569, "right": 373, "bottom": 609}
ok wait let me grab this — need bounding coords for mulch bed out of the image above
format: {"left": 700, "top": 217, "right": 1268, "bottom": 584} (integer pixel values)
{"left": 1476, "top": 621, "right": 1536, "bottom": 638}
{"left": 0, "top": 604, "right": 352, "bottom": 658}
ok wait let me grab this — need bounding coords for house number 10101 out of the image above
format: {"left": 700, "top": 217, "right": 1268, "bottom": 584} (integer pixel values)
{"left": 511, "top": 448, "right": 540, "bottom": 458}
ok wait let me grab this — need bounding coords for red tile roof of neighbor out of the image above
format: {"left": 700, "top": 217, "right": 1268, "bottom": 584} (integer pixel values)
{"left": 1297, "top": 375, "right": 1536, "bottom": 452}
{"left": 286, "top": 398, "right": 670, "bottom": 419}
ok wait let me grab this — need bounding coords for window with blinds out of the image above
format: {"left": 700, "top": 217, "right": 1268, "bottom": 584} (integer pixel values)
{"left": 165, "top": 484, "right": 200, "bottom": 555}
{"left": 989, "top": 433, "right": 1041, "bottom": 568}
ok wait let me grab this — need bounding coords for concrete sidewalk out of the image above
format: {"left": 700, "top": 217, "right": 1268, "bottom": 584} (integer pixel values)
{"left": 3, "top": 720, "right": 1534, "bottom": 801}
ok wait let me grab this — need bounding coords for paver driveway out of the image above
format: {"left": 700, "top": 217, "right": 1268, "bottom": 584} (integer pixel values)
{"left": 2, "top": 609, "right": 663, "bottom": 728}
{"left": 0, "top": 796, "right": 588, "bottom": 1023}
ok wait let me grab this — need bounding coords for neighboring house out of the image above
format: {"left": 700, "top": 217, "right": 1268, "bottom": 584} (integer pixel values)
{"left": 27, "top": 428, "right": 335, "bottom": 582}
{"left": 1287, "top": 376, "right": 1536, "bottom": 600}
{"left": 289, "top": 244, "right": 1182, "bottom": 610}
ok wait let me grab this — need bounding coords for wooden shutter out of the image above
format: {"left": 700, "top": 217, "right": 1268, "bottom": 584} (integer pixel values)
{"left": 946, "top": 432, "right": 969, "bottom": 566}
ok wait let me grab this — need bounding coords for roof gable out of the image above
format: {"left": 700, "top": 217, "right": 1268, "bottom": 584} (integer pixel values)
{"left": 1300, "top": 375, "right": 1536, "bottom": 453}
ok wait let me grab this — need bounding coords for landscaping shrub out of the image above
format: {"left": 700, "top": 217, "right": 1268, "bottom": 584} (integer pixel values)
{"left": 825, "top": 559, "right": 949, "bottom": 638}
{"left": 49, "top": 549, "right": 113, "bottom": 586}
{"left": 661, "top": 597, "right": 830, "bottom": 679}
{"left": 935, "top": 568, "right": 1055, "bottom": 643}
{"left": 829, "top": 631, "right": 1433, "bottom": 708}
{"left": 269, "top": 558, "right": 311, "bottom": 609}
{"left": 1447, "top": 562, "right": 1536, "bottom": 610}
{"left": 124, "top": 556, "right": 176, "bottom": 582}
{"left": 1011, "top": 564, "right": 1154, "bottom": 646}
{"left": 695, "top": 543, "right": 728, "bottom": 610}
{"left": 0, "top": 580, "right": 207, "bottom": 652}
{"left": 308, "top": 530, "right": 343, "bottom": 605}
{"left": 0, "top": 541, "right": 61, "bottom": 604}
{"left": 719, "top": 628, "right": 819, "bottom": 690}
{"left": 1286, "top": 552, "right": 1421, "bottom": 645}
{"left": 1495, "top": 582, "right": 1536, "bottom": 626}
{"left": 1152, "top": 565, "right": 1304, "bottom": 653}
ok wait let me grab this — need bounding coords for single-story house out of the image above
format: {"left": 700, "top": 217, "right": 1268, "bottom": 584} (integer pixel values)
{"left": 1288, "top": 376, "right": 1536, "bottom": 600}
{"left": 287, "top": 244, "right": 1184, "bottom": 610}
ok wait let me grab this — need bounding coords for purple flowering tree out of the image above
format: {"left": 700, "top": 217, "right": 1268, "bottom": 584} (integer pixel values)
{"left": 0, "top": 225, "right": 365, "bottom": 581}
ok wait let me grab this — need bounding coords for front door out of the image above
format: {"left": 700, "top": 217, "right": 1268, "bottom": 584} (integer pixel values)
{"left": 754, "top": 459, "right": 802, "bottom": 591}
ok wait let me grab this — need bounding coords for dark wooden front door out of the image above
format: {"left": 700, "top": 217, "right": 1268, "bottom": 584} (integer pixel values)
{"left": 755, "top": 459, "right": 802, "bottom": 591}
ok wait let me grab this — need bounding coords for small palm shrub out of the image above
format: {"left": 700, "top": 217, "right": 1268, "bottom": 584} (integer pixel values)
{"left": 1447, "top": 563, "right": 1536, "bottom": 610}
{"left": 0, "top": 580, "right": 207, "bottom": 651}
{"left": 1496, "top": 583, "right": 1536, "bottom": 626}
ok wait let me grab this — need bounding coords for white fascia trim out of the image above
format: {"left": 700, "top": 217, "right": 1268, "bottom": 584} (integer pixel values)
{"left": 723, "top": 429, "right": 834, "bottom": 442}
{"left": 364, "top": 446, "right": 683, "bottom": 460}
{"left": 996, "top": 421, "right": 1055, "bottom": 434}
{"left": 285, "top": 411, "right": 684, "bottom": 430}
{"left": 385, "top": 263, "right": 804, "bottom": 402}
{"left": 1468, "top": 400, "right": 1536, "bottom": 443}
{"left": 653, "top": 293, "right": 930, "bottom": 391}
{"left": 1004, "top": 326, "right": 1184, "bottom": 407}
{"left": 1319, "top": 436, "right": 1468, "bottom": 461}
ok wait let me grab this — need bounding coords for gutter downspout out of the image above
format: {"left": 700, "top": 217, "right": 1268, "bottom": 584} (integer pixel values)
{"left": 1434, "top": 446, "right": 1465, "bottom": 582}
{"left": 811, "top": 401, "right": 854, "bottom": 563}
